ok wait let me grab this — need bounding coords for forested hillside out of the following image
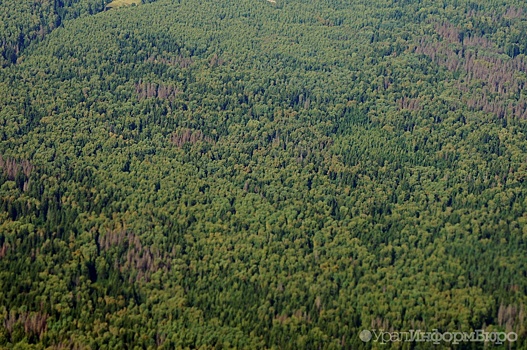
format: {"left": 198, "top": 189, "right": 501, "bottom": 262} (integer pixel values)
{"left": 0, "top": 0, "right": 527, "bottom": 348}
{"left": 0, "top": 0, "right": 115, "bottom": 66}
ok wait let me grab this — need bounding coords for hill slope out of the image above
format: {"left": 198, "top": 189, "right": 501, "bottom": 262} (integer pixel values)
{"left": 0, "top": 0, "right": 526, "bottom": 348}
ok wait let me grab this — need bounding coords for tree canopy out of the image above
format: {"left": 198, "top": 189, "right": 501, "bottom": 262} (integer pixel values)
{"left": 0, "top": 0, "right": 526, "bottom": 348}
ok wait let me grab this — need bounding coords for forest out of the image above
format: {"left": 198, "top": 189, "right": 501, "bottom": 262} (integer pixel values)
{"left": 0, "top": 0, "right": 527, "bottom": 348}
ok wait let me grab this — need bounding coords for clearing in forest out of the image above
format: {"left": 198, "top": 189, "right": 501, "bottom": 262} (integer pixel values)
{"left": 106, "top": 0, "right": 141, "bottom": 9}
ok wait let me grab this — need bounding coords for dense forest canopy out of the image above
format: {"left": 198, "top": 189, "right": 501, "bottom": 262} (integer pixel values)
{"left": 0, "top": 0, "right": 527, "bottom": 348}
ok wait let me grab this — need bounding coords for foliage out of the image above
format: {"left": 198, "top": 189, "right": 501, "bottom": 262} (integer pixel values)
{"left": 0, "top": 0, "right": 526, "bottom": 348}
